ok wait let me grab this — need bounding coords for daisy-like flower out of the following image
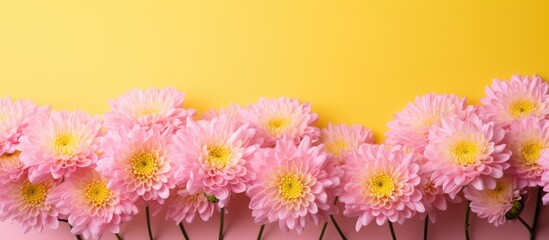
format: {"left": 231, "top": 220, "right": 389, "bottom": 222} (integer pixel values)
{"left": 0, "top": 151, "right": 24, "bottom": 183}
{"left": 171, "top": 115, "right": 259, "bottom": 205}
{"left": 104, "top": 87, "right": 195, "bottom": 133}
{"left": 505, "top": 117, "right": 549, "bottom": 187}
{"left": 17, "top": 110, "right": 102, "bottom": 181}
{"left": 340, "top": 144, "right": 424, "bottom": 230}
{"left": 0, "top": 97, "right": 47, "bottom": 156}
{"left": 0, "top": 172, "right": 59, "bottom": 233}
{"left": 96, "top": 126, "right": 174, "bottom": 203}
{"left": 424, "top": 114, "right": 511, "bottom": 199}
{"left": 202, "top": 103, "right": 245, "bottom": 122}
{"left": 386, "top": 94, "right": 474, "bottom": 153}
{"left": 319, "top": 123, "right": 374, "bottom": 165}
{"left": 464, "top": 174, "right": 526, "bottom": 226}
{"left": 247, "top": 137, "right": 340, "bottom": 234}
{"left": 479, "top": 74, "right": 549, "bottom": 128}
{"left": 241, "top": 97, "right": 320, "bottom": 147}
{"left": 50, "top": 170, "right": 137, "bottom": 240}
{"left": 165, "top": 187, "right": 218, "bottom": 224}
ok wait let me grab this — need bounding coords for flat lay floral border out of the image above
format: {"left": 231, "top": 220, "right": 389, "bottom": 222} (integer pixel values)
{"left": 0, "top": 74, "right": 547, "bottom": 240}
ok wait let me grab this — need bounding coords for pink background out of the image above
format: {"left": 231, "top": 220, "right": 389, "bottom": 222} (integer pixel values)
{"left": 1, "top": 189, "right": 547, "bottom": 239}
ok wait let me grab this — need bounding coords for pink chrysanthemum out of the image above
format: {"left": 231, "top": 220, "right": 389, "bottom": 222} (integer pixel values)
{"left": 165, "top": 187, "right": 218, "bottom": 224}
{"left": 247, "top": 137, "right": 340, "bottom": 234}
{"left": 505, "top": 117, "right": 549, "bottom": 187}
{"left": 97, "top": 126, "right": 175, "bottom": 203}
{"left": 340, "top": 144, "right": 424, "bottom": 230}
{"left": 202, "top": 104, "right": 245, "bottom": 122}
{"left": 424, "top": 114, "right": 511, "bottom": 199}
{"left": 464, "top": 174, "right": 526, "bottom": 226}
{"left": 537, "top": 150, "right": 549, "bottom": 204}
{"left": 104, "top": 88, "right": 195, "bottom": 133}
{"left": 386, "top": 94, "right": 474, "bottom": 153}
{"left": 241, "top": 97, "right": 320, "bottom": 147}
{"left": 479, "top": 74, "right": 549, "bottom": 129}
{"left": 171, "top": 116, "right": 259, "bottom": 206}
{"left": 17, "top": 110, "right": 102, "bottom": 181}
{"left": 51, "top": 170, "right": 137, "bottom": 240}
{"left": 0, "top": 151, "right": 24, "bottom": 183}
{"left": 320, "top": 123, "right": 374, "bottom": 165}
{"left": 0, "top": 172, "right": 59, "bottom": 233}
{"left": 0, "top": 97, "right": 47, "bottom": 156}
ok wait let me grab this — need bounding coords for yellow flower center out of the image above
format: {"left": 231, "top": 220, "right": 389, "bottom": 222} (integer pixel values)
{"left": 207, "top": 145, "right": 231, "bottom": 169}
{"left": 52, "top": 134, "right": 79, "bottom": 156}
{"left": 266, "top": 117, "right": 291, "bottom": 136}
{"left": 521, "top": 141, "right": 542, "bottom": 164}
{"left": 279, "top": 174, "right": 303, "bottom": 200}
{"left": 21, "top": 181, "right": 47, "bottom": 206}
{"left": 131, "top": 151, "right": 158, "bottom": 180}
{"left": 487, "top": 179, "right": 509, "bottom": 200}
{"left": 451, "top": 141, "right": 479, "bottom": 166}
{"left": 509, "top": 99, "right": 536, "bottom": 118}
{"left": 84, "top": 180, "right": 111, "bottom": 207}
{"left": 368, "top": 173, "right": 395, "bottom": 198}
{"left": 326, "top": 139, "right": 349, "bottom": 156}
{"left": 137, "top": 107, "right": 160, "bottom": 117}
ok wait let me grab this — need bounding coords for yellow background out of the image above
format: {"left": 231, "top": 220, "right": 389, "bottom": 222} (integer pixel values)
{"left": 1, "top": 1, "right": 547, "bottom": 140}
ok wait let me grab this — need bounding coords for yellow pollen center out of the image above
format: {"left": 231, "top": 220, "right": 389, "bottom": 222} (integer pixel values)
{"left": 326, "top": 139, "right": 349, "bottom": 156}
{"left": 52, "top": 134, "right": 79, "bottom": 156}
{"left": 368, "top": 173, "right": 395, "bottom": 198}
{"left": 279, "top": 174, "right": 303, "bottom": 200}
{"left": 509, "top": 99, "right": 536, "bottom": 118}
{"left": 451, "top": 141, "right": 479, "bottom": 166}
{"left": 21, "top": 181, "right": 47, "bottom": 206}
{"left": 207, "top": 145, "right": 231, "bottom": 168}
{"left": 521, "top": 141, "right": 542, "bottom": 164}
{"left": 266, "top": 117, "right": 291, "bottom": 135}
{"left": 488, "top": 179, "right": 509, "bottom": 199}
{"left": 131, "top": 151, "right": 158, "bottom": 179}
{"left": 84, "top": 180, "right": 111, "bottom": 207}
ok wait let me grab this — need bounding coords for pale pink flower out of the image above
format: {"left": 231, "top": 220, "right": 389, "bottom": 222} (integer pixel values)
{"left": 479, "top": 74, "right": 549, "bottom": 129}
{"left": 171, "top": 115, "right": 259, "bottom": 206}
{"left": 202, "top": 103, "right": 245, "bottom": 122}
{"left": 464, "top": 174, "right": 526, "bottom": 226}
{"left": 0, "top": 151, "right": 24, "bottom": 183}
{"left": 50, "top": 170, "right": 137, "bottom": 240}
{"left": 247, "top": 137, "right": 340, "bottom": 234}
{"left": 386, "top": 94, "right": 474, "bottom": 153}
{"left": 104, "top": 88, "right": 195, "bottom": 133}
{"left": 424, "top": 114, "right": 511, "bottom": 199}
{"left": 241, "top": 97, "right": 320, "bottom": 147}
{"left": 340, "top": 144, "right": 424, "bottom": 230}
{"left": 165, "top": 187, "right": 218, "bottom": 224}
{"left": 0, "top": 97, "right": 48, "bottom": 155}
{"left": 17, "top": 110, "right": 102, "bottom": 181}
{"left": 97, "top": 126, "right": 175, "bottom": 203}
{"left": 505, "top": 117, "right": 549, "bottom": 187}
{"left": 0, "top": 172, "right": 59, "bottom": 233}
{"left": 320, "top": 123, "right": 374, "bottom": 165}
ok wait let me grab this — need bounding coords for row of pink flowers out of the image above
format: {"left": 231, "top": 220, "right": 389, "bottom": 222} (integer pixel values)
{"left": 0, "top": 74, "right": 547, "bottom": 239}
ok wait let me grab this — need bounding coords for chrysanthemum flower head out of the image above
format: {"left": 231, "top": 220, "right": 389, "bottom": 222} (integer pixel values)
{"left": 165, "top": 187, "right": 219, "bottom": 224}
{"left": 247, "top": 136, "right": 340, "bottom": 234}
{"left": 97, "top": 126, "right": 175, "bottom": 203}
{"left": 171, "top": 115, "right": 259, "bottom": 206}
{"left": 386, "top": 94, "right": 474, "bottom": 153}
{"left": 17, "top": 110, "right": 102, "bottom": 181}
{"left": 340, "top": 144, "right": 424, "bottom": 230}
{"left": 505, "top": 117, "right": 549, "bottom": 187}
{"left": 241, "top": 97, "right": 320, "bottom": 147}
{"left": 320, "top": 123, "right": 374, "bottom": 165}
{"left": 0, "top": 151, "right": 25, "bottom": 183}
{"left": 0, "top": 97, "right": 48, "bottom": 156}
{"left": 479, "top": 75, "right": 549, "bottom": 128}
{"left": 50, "top": 169, "right": 137, "bottom": 240}
{"left": 0, "top": 172, "right": 59, "bottom": 233}
{"left": 424, "top": 114, "right": 511, "bottom": 199}
{"left": 104, "top": 87, "right": 195, "bottom": 133}
{"left": 464, "top": 174, "right": 526, "bottom": 226}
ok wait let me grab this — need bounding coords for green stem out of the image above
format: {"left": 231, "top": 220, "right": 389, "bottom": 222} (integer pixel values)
{"left": 531, "top": 187, "right": 543, "bottom": 240}
{"left": 179, "top": 222, "right": 190, "bottom": 240}
{"left": 319, "top": 222, "right": 328, "bottom": 240}
{"left": 388, "top": 221, "right": 397, "bottom": 240}
{"left": 218, "top": 208, "right": 225, "bottom": 240}
{"left": 115, "top": 233, "right": 123, "bottom": 240}
{"left": 146, "top": 206, "right": 154, "bottom": 240}
{"left": 518, "top": 216, "right": 533, "bottom": 232}
{"left": 423, "top": 217, "right": 429, "bottom": 240}
{"left": 465, "top": 201, "right": 471, "bottom": 240}
{"left": 257, "top": 224, "right": 265, "bottom": 240}
{"left": 330, "top": 215, "right": 347, "bottom": 240}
